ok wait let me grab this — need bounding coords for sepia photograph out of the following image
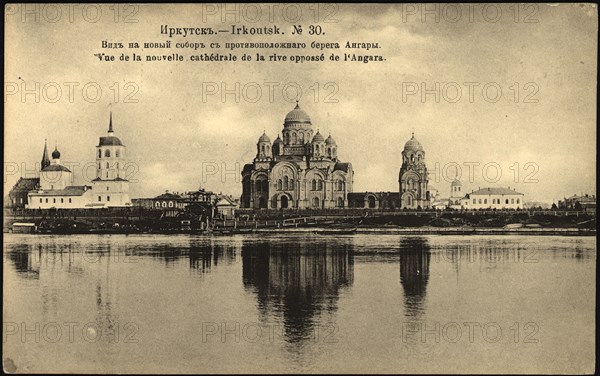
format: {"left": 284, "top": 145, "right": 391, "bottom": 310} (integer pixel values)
{"left": 3, "top": 3, "right": 597, "bottom": 374}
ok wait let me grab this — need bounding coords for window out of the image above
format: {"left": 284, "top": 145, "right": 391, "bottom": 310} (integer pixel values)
{"left": 107, "top": 186, "right": 109, "bottom": 191}
{"left": 256, "top": 181, "right": 262, "bottom": 192}
{"left": 40, "top": 198, "right": 42, "bottom": 203}
{"left": 45, "top": 198, "right": 48, "bottom": 203}
{"left": 478, "top": 199, "right": 482, "bottom": 204}
{"left": 277, "top": 179, "right": 282, "bottom": 191}
{"left": 283, "top": 176, "right": 289, "bottom": 190}
{"left": 69, "top": 198, "right": 72, "bottom": 203}
{"left": 312, "top": 197, "right": 320, "bottom": 208}
{"left": 98, "top": 149, "right": 102, "bottom": 158}
{"left": 105, "top": 149, "right": 111, "bottom": 157}
{"left": 106, "top": 162, "right": 110, "bottom": 169}
{"left": 53, "top": 198, "right": 56, "bottom": 203}
{"left": 511, "top": 198, "right": 514, "bottom": 204}
{"left": 116, "top": 150, "right": 120, "bottom": 158}
{"left": 292, "top": 133, "right": 297, "bottom": 144}
{"left": 312, "top": 179, "right": 317, "bottom": 191}
{"left": 98, "top": 196, "right": 102, "bottom": 202}
{"left": 484, "top": 199, "right": 487, "bottom": 204}
{"left": 505, "top": 199, "right": 509, "bottom": 204}
{"left": 473, "top": 199, "right": 476, "bottom": 204}
{"left": 155, "top": 202, "right": 160, "bottom": 207}
{"left": 51, "top": 185, "right": 54, "bottom": 190}
{"left": 106, "top": 172, "right": 109, "bottom": 178}
{"left": 517, "top": 199, "right": 520, "bottom": 204}
{"left": 337, "top": 197, "right": 344, "bottom": 208}
{"left": 107, "top": 196, "right": 110, "bottom": 202}
{"left": 61, "top": 198, "right": 64, "bottom": 203}
{"left": 162, "top": 201, "right": 167, "bottom": 208}
{"left": 168, "top": 201, "right": 173, "bottom": 207}
{"left": 300, "top": 133, "right": 305, "bottom": 143}
{"left": 318, "top": 180, "right": 323, "bottom": 190}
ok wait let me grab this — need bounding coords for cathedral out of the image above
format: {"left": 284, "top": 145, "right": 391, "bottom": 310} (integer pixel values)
{"left": 27, "top": 113, "right": 131, "bottom": 209}
{"left": 241, "top": 103, "right": 353, "bottom": 209}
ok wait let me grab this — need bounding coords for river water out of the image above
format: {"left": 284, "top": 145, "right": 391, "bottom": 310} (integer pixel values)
{"left": 3, "top": 234, "right": 595, "bottom": 373}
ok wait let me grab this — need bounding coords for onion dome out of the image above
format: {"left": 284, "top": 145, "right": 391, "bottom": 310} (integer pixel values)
{"left": 274, "top": 134, "right": 283, "bottom": 144}
{"left": 404, "top": 132, "right": 423, "bottom": 151}
{"left": 51, "top": 147, "right": 61, "bottom": 159}
{"left": 325, "top": 134, "right": 336, "bottom": 145}
{"left": 258, "top": 132, "right": 271, "bottom": 143}
{"left": 284, "top": 102, "right": 311, "bottom": 124}
{"left": 451, "top": 178, "right": 462, "bottom": 186}
{"left": 312, "top": 130, "right": 325, "bottom": 143}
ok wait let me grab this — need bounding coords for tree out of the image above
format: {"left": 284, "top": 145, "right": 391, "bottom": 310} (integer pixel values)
{"left": 574, "top": 202, "right": 583, "bottom": 211}
{"left": 551, "top": 203, "right": 558, "bottom": 210}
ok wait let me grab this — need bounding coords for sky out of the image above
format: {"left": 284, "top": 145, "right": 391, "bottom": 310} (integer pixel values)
{"left": 4, "top": 3, "right": 597, "bottom": 203}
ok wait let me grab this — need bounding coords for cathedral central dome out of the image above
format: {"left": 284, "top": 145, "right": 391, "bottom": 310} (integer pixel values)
{"left": 284, "top": 103, "right": 311, "bottom": 124}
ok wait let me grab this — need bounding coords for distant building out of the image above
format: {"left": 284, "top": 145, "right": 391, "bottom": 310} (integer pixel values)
{"left": 241, "top": 103, "right": 353, "bottom": 209}
{"left": 462, "top": 187, "right": 524, "bottom": 210}
{"left": 8, "top": 177, "right": 40, "bottom": 208}
{"left": 215, "top": 195, "right": 239, "bottom": 218}
{"left": 347, "top": 192, "right": 400, "bottom": 209}
{"left": 558, "top": 194, "right": 596, "bottom": 213}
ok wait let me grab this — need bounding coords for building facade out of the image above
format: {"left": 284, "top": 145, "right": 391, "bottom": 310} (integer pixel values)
{"left": 28, "top": 114, "right": 131, "bottom": 209}
{"left": 399, "top": 133, "right": 430, "bottom": 209}
{"left": 241, "top": 103, "right": 353, "bottom": 209}
{"left": 461, "top": 187, "right": 524, "bottom": 210}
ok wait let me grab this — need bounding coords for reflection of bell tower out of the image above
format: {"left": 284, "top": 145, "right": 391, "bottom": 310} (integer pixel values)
{"left": 399, "top": 237, "right": 431, "bottom": 319}
{"left": 242, "top": 240, "right": 354, "bottom": 344}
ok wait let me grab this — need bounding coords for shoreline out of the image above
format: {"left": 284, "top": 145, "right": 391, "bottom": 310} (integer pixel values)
{"left": 6, "top": 226, "right": 596, "bottom": 236}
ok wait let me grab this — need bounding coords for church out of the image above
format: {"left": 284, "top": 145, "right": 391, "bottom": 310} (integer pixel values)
{"left": 348, "top": 133, "right": 431, "bottom": 209}
{"left": 27, "top": 114, "right": 131, "bottom": 209}
{"left": 241, "top": 103, "right": 353, "bottom": 209}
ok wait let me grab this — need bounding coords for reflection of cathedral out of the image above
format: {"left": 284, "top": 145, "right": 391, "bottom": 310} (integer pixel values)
{"left": 241, "top": 240, "right": 354, "bottom": 343}
{"left": 241, "top": 103, "right": 354, "bottom": 209}
{"left": 399, "top": 237, "right": 431, "bottom": 318}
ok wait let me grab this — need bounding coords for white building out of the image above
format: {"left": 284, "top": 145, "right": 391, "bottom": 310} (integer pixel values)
{"left": 28, "top": 114, "right": 131, "bottom": 209}
{"left": 461, "top": 187, "right": 524, "bottom": 210}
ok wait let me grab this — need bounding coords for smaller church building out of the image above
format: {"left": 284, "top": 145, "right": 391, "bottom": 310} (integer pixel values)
{"left": 26, "top": 114, "right": 132, "bottom": 209}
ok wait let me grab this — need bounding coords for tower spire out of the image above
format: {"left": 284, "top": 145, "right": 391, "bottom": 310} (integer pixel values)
{"left": 41, "top": 138, "right": 51, "bottom": 169}
{"left": 109, "top": 112, "right": 114, "bottom": 133}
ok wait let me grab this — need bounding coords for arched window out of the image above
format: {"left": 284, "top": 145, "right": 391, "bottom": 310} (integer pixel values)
{"left": 162, "top": 201, "right": 167, "bottom": 208}
{"left": 408, "top": 196, "right": 413, "bottom": 206}
{"left": 116, "top": 150, "right": 120, "bottom": 158}
{"left": 105, "top": 149, "right": 111, "bottom": 157}
{"left": 106, "top": 162, "right": 110, "bottom": 169}
{"left": 168, "top": 201, "right": 173, "bottom": 208}
{"left": 277, "top": 179, "right": 282, "bottom": 191}
{"left": 312, "top": 179, "right": 317, "bottom": 191}
{"left": 312, "top": 197, "right": 320, "bottom": 208}
{"left": 337, "top": 180, "right": 344, "bottom": 191}
{"left": 155, "top": 202, "right": 160, "bottom": 207}
{"left": 517, "top": 199, "right": 520, "bottom": 204}
{"left": 473, "top": 199, "right": 476, "bottom": 204}
{"left": 410, "top": 154, "right": 414, "bottom": 162}
{"left": 337, "top": 197, "right": 344, "bottom": 208}
{"left": 291, "top": 133, "right": 297, "bottom": 144}
{"left": 300, "top": 133, "right": 305, "bottom": 143}
{"left": 511, "top": 198, "right": 514, "bottom": 204}
{"left": 289, "top": 178, "right": 294, "bottom": 189}
{"left": 256, "top": 181, "right": 262, "bottom": 192}
{"left": 283, "top": 176, "right": 289, "bottom": 190}
{"left": 315, "top": 145, "right": 320, "bottom": 154}
{"left": 262, "top": 180, "right": 268, "bottom": 192}
{"left": 484, "top": 199, "right": 487, "bottom": 204}
{"left": 98, "top": 149, "right": 102, "bottom": 158}
{"left": 478, "top": 199, "right": 482, "bottom": 204}
{"left": 284, "top": 133, "right": 289, "bottom": 145}
{"left": 505, "top": 199, "right": 509, "bottom": 204}
{"left": 318, "top": 180, "right": 323, "bottom": 190}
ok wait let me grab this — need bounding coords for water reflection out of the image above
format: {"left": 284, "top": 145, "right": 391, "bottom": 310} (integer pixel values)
{"left": 242, "top": 239, "right": 354, "bottom": 344}
{"left": 399, "top": 237, "right": 431, "bottom": 319}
